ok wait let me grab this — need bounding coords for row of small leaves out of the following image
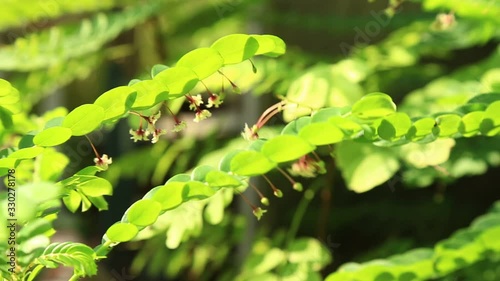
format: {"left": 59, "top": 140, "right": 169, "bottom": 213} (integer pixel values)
{"left": 25, "top": 242, "right": 97, "bottom": 281}
{"left": 325, "top": 201, "right": 500, "bottom": 280}
{"left": 0, "top": 33, "right": 286, "bottom": 177}
{"left": 96, "top": 92, "right": 500, "bottom": 252}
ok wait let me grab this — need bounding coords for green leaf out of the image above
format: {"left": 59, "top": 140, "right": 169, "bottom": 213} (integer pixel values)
{"left": 93, "top": 86, "right": 137, "bottom": 122}
{"left": 299, "top": 122, "right": 344, "bottom": 145}
{"left": 33, "top": 126, "right": 72, "bottom": 147}
{"left": 459, "top": 111, "right": 484, "bottom": 137}
{"left": 8, "top": 146, "right": 44, "bottom": 159}
{"left": 329, "top": 116, "right": 363, "bottom": 137}
{"left": 63, "top": 190, "right": 81, "bottom": 213}
{"left": 400, "top": 139, "right": 455, "bottom": 169}
{"left": 435, "top": 113, "right": 461, "bottom": 137}
{"left": 211, "top": 34, "right": 259, "bottom": 64}
{"left": 176, "top": 47, "right": 224, "bottom": 80}
{"left": 78, "top": 177, "right": 113, "bottom": 197}
{"left": 36, "top": 242, "right": 97, "bottom": 277}
{"left": 153, "top": 66, "right": 199, "bottom": 98}
{"left": 230, "top": 150, "right": 276, "bottom": 176}
{"left": 0, "top": 79, "right": 21, "bottom": 114}
{"left": 287, "top": 238, "right": 332, "bottom": 269}
{"left": 219, "top": 150, "right": 244, "bottom": 172}
{"left": 242, "top": 248, "right": 286, "bottom": 275}
{"left": 151, "top": 64, "right": 169, "bottom": 78}
{"left": 351, "top": 93, "right": 396, "bottom": 120}
{"left": 62, "top": 104, "right": 104, "bottom": 136}
{"left": 406, "top": 117, "right": 436, "bottom": 141}
{"left": 253, "top": 35, "right": 286, "bottom": 57}
{"left": 105, "top": 222, "right": 139, "bottom": 242}
{"left": 311, "top": 107, "right": 350, "bottom": 123}
{"left": 336, "top": 141, "right": 399, "bottom": 193}
{"left": 151, "top": 182, "right": 185, "bottom": 210}
{"left": 262, "top": 135, "right": 315, "bottom": 163}
{"left": 282, "top": 116, "right": 311, "bottom": 135}
{"left": 205, "top": 170, "right": 243, "bottom": 188}
{"left": 204, "top": 191, "right": 225, "bottom": 225}
{"left": 0, "top": 108, "right": 13, "bottom": 129}
{"left": 126, "top": 199, "right": 162, "bottom": 226}
{"left": 480, "top": 100, "right": 500, "bottom": 136}
{"left": 377, "top": 112, "right": 412, "bottom": 140}
{"left": 185, "top": 181, "right": 216, "bottom": 199}
{"left": 0, "top": 158, "right": 18, "bottom": 169}
{"left": 191, "top": 165, "right": 216, "bottom": 182}
{"left": 283, "top": 66, "right": 363, "bottom": 122}
{"left": 129, "top": 79, "right": 168, "bottom": 109}
{"left": 87, "top": 196, "right": 109, "bottom": 211}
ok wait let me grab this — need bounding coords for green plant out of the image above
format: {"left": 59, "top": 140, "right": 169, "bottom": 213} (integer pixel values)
{"left": 1, "top": 1, "right": 500, "bottom": 281}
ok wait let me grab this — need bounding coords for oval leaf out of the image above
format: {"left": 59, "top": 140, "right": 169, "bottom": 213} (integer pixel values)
{"left": 211, "top": 34, "right": 259, "bottom": 64}
{"left": 94, "top": 86, "right": 137, "bottom": 122}
{"left": 351, "top": 92, "right": 396, "bottom": 120}
{"left": 230, "top": 150, "right": 276, "bottom": 176}
{"left": 126, "top": 199, "right": 162, "bottom": 226}
{"left": 105, "top": 222, "right": 138, "bottom": 242}
{"left": 262, "top": 135, "right": 315, "bottom": 163}
{"left": 62, "top": 104, "right": 104, "bottom": 136}
{"left": 33, "top": 127, "right": 72, "bottom": 147}
{"left": 299, "top": 122, "right": 344, "bottom": 145}
{"left": 176, "top": 48, "right": 224, "bottom": 80}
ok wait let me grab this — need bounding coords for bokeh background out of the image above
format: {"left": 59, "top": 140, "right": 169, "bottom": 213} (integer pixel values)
{"left": 1, "top": 0, "right": 500, "bottom": 280}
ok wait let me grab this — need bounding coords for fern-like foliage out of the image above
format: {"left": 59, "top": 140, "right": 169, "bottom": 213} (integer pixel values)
{"left": 28, "top": 242, "right": 97, "bottom": 280}
{"left": 0, "top": 1, "right": 159, "bottom": 71}
{"left": 0, "top": 0, "right": 131, "bottom": 31}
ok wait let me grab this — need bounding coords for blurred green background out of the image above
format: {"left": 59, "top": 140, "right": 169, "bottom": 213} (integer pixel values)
{"left": 1, "top": 0, "right": 500, "bottom": 280}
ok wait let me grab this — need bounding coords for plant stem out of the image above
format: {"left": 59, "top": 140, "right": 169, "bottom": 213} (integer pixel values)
{"left": 284, "top": 180, "right": 323, "bottom": 248}
{"left": 94, "top": 240, "right": 113, "bottom": 258}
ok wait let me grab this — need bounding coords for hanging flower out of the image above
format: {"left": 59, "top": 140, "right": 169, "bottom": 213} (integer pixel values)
{"left": 94, "top": 154, "right": 112, "bottom": 170}
{"left": 148, "top": 111, "right": 161, "bottom": 125}
{"left": 172, "top": 120, "right": 187, "bottom": 133}
{"left": 207, "top": 94, "right": 223, "bottom": 108}
{"left": 188, "top": 94, "right": 204, "bottom": 111}
{"left": 129, "top": 128, "right": 150, "bottom": 142}
{"left": 288, "top": 156, "right": 326, "bottom": 178}
{"left": 194, "top": 109, "right": 211, "bottom": 122}
{"left": 241, "top": 123, "right": 259, "bottom": 141}
{"left": 252, "top": 207, "right": 267, "bottom": 221}
{"left": 151, "top": 129, "right": 167, "bottom": 144}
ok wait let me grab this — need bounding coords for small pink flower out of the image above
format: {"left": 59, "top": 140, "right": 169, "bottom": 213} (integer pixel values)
{"left": 94, "top": 154, "right": 112, "bottom": 170}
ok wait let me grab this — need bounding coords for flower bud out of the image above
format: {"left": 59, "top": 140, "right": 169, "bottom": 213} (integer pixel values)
{"left": 260, "top": 197, "right": 270, "bottom": 206}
